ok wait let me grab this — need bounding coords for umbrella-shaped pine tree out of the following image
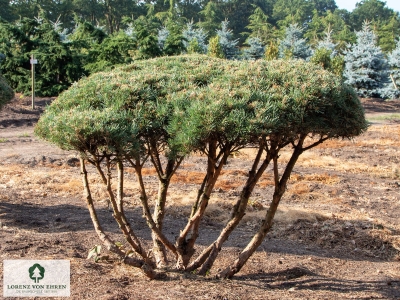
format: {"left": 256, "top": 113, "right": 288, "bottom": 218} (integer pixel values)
{"left": 35, "top": 55, "right": 368, "bottom": 278}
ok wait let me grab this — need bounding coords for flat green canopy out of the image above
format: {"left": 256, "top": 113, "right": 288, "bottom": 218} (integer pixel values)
{"left": 0, "top": 74, "right": 14, "bottom": 109}
{"left": 35, "top": 55, "right": 368, "bottom": 156}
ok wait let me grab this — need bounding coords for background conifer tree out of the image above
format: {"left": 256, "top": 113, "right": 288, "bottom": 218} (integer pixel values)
{"left": 378, "top": 15, "right": 400, "bottom": 53}
{"left": 264, "top": 41, "right": 279, "bottom": 60}
{"left": 245, "top": 6, "right": 274, "bottom": 45}
{"left": 84, "top": 31, "right": 135, "bottom": 73}
{"left": 386, "top": 39, "right": 400, "bottom": 98}
{"left": 278, "top": 24, "right": 312, "bottom": 60}
{"left": 344, "top": 21, "right": 390, "bottom": 98}
{"left": 162, "top": 21, "right": 186, "bottom": 56}
{"left": 132, "top": 15, "right": 162, "bottom": 60}
{"left": 207, "top": 35, "right": 224, "bottom": 58}
{"left": 183, "top": 21, "right": 207, "bottom": 54}
{"left": 216, "top": 20, "right": 239, "bottom": 59}
{"left": 0, "top": 73, "right": 14, "bottom": 109}
{"left": 316, "top": 30, "right": 337, "bottom": 55}
{"left": 243, "top": 37, "right": 265, "bottom": 60}
{"left": 157, "top": 26, "right": 169, "bottom": 51}
{"left": 310, "top": 30, "right": 345, "bottom": 76}
{"left": 199, "top": 1, "right": 222, "bottom": 35}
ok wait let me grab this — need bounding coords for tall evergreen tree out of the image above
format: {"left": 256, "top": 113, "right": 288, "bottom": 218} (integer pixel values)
{"left": 264, "top": 41, "right": 279, "bottom": 60}
{"left": 349, "top": 0, "right": 394, "bottom": 31}
{"left": 243, "top": 37, "right": 265, "bottom": 60}
{"left": 278, "top": 23, "right": 312, "bottom": 60}
{"left": 335, "top": 24, "right": 356, "bottom": 53}
{"left": 133, "top": 15, "right": 162, "bottom": 59}
{"left": 0, "top": 15, "right": 84, "bottom": 96}
{"left": 245, "top": 5, "right": 275, "bottom": 45}
{"left": 157, "top": 26, "right": 169, "bottom": 51}
{"left": 207, "top": 35, "right": 224, "bottom": 58}
{"left": 344, "top": 21, "right": 390, "bottom": 98}
{"left": 199, "top": 1, "right": 222, "bottom": 35}
{"left": 304, "top": 9, "right": 355, "bottom": 53}
{"left": 162, "top": 20, "right": 186, "bottom": 56}
{"left": 84, "top": 31, "right": 135, "bottom": 73}
{"left": 377, "top": 14, "right": 400, "bottom": 53}
{"left": 216, "top": 19, "right": 239, "bottom": 59}
{"left": 387, "top": 39, "right": 400, "bottom": 98}
{"left": 305, "top": 9, "right": 327, "bottom": 47}
{"left": 273, "top": 0, "right": 314, "bottom": 29}
{"left": 0, "top": 73, "right": 14, "bottom": 109}
{"left": 182, "top": 21, "right": 207, "bottom": 54}
{"left": 316, "top": 29, "right": 337, "bottom": 54}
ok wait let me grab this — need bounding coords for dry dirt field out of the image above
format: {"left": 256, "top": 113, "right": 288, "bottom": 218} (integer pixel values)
{"left": 0, "top": 96, "right": 400, "bottom": 299}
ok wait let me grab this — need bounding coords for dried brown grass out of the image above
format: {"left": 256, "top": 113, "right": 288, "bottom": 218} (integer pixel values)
{"left": 291, "top": 173, "right": 340, "bottom": 185}
{"left": 290, "top": 183, "right": 310, "bottom": 195}
{"left": 215, "top": 179, "right": 243, "bottom": 190}
{"left": 295, "top": 152, "right": 391, "bottom": 176}
{"left": 241, "top": 206, "right": 329, "bottom": 225}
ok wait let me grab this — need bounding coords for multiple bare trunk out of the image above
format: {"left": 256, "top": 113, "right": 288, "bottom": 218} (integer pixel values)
{"left": 79, "top": 134, "right": 328, "bottom": 279}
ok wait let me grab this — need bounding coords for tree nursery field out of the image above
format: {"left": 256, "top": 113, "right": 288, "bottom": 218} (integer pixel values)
{"left": 0, "top": 0, "right": 400, "bottom": 296}
{"left": 0, "top": 93, "right": 399, "bottom": 299}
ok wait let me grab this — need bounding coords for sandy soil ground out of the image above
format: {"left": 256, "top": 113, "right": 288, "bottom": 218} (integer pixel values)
{"left": 0, "top": 96, "right": 399, "bottom": 299}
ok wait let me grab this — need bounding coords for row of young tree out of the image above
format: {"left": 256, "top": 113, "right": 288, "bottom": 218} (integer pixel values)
{"left": 0, "top": 0, "right": 399, "bottom": 98}
{"left": 1, "top": 0, "right": 399, "bottom": 49}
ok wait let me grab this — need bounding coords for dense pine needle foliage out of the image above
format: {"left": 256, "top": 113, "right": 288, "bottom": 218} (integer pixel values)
{"left": 36, "top": 55, "right": 367, "bottom": 156}
{"left": 0, "top": 0, "right": 399, "bottom": 98}
{"left": 0, "top": 73, "right": 14, "bottom": 109}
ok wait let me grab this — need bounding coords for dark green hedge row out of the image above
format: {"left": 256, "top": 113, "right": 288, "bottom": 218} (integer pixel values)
{"left": 0, "top": 73, "right": 14, "bottom": 109}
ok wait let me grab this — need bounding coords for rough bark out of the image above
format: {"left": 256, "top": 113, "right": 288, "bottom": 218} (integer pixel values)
{"left": 98, "top": 157, "right": 150, "bottom": 260}
{"left": 219, "top": 136, "right": 306, "bottom": 279}
{"left": 131, "top": 161, "right": 178, "bottom": 256}
{"left": 196, "top": 145, "right": 271, "bottom": 275}
{"left": 80, "top": 158, "right": 156, "bottom": 279}
{"left": 176, "top": 141, "right": 231, "bottom": 269}
{"left": 152, "top": 179, "right": 169, "bottom": 267}
{"left": 149, "top": 143, "right": 183, "bottom": 266}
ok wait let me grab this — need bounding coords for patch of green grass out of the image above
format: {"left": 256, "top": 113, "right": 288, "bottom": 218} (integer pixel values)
{"left": 367, "top": 113, "right": 400, "bottom": 121}
{"left": 18, "top": 133, "right": 30, "bottom": 138}
{"left": 0, "top": 138, "right": 9, "bottom": 143}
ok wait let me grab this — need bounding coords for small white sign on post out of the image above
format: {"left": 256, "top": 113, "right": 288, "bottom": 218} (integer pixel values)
{"left": 30, "top": 54, "right": 37, "bottom": 109}
{"left": 3, "top": 260, "right": 70, "bottom": 297}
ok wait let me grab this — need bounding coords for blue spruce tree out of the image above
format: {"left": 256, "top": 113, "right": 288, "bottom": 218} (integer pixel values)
{"left": 183, "top": 21, "right": 208, "bottom": 54}
{"left": 157, "top": 26, "right": 169, "bottom": 52}
{"left": 387, "top": 39, "right": 400, "bottom": 98}
{"left": 51, "top": 19, "right": 69, "bottom": 42}
{"left": 310, "top": 29, "right": 345, "bottom": 77}
{"left": 216, "top": 20, "right": 239, "bottom": 60}
{"left": 344, "top": 22, "right": 390, "bottom": 98}
{"left": 316, "top": 30, "right": 337, "bottom": 57}
{"left": 243, "top": 37, "right": 265, "bottom": 60}
{"left": 278, "top": 24, "right": 312, "bottom": 60}
{"left": 124, "top": 23, "right": 136, "bottom": 40}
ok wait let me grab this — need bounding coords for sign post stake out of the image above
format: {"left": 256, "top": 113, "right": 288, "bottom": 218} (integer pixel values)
{"left": 31, "top": 54, "right": 35, "bottom": 109}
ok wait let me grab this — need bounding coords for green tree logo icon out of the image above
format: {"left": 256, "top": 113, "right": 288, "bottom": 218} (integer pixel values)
{"left": 29, "top": 263, "right": 45, "bottom": 283}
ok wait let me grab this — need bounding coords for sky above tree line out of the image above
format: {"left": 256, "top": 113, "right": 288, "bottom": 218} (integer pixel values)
{"left": 336, "top": 0, "right": 399, "bottom": 11}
